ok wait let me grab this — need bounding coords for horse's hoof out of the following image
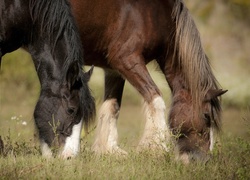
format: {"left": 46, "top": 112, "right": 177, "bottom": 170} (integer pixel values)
{"left": 137, "top": 140, "right": 169, "bottom": 151}
{"left": 111, "top": 147, "right": 128, "bottom": 156}
{"left": 59, "top": 150, "right": 77, "bottom": 160}
{"left": 92, "top": 145, "right": 128, "bottom": 156}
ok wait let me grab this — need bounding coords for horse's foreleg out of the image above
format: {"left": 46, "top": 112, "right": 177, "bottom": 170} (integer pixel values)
{"left": 138, "top": 96, "right": 170, "bottom": 152}
{"left": 92, "top": 70, "right": 127, "bottom": 155}
{"left": 112, "top": 54, "right": 170, "bottom": 152}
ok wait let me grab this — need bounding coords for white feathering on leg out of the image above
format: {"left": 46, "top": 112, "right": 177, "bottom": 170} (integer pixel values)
{"left": 92, "top": 99, "right": 127, "bottom": 155}
{"left": 138, "top": 96, "right": 170, "bottom": 151}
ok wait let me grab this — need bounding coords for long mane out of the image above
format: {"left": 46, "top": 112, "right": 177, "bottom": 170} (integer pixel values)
{"left": 29, "top": 0, "right": 83, "bottom": 70}
{"left": 172, "top": 0, "right": 222, "bottom": 130}
{"left": 29, "top": 0, "right": 95, "bottom": 130}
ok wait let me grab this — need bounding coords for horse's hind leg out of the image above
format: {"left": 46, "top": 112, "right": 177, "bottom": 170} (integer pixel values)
{"left": 111, "top": 54, "right": 170, "bottom": 152}
{"left": 92, "top": 69, "right": 127, "bottom": 155}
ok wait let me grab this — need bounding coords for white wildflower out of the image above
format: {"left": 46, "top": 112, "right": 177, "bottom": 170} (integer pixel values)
{"left": 22, "top": 121, "right": 27, "bottom": 126}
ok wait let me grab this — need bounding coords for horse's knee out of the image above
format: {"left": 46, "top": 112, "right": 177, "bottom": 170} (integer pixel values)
{"left": 99, "top": 99, "right": 120, "bottom": 119}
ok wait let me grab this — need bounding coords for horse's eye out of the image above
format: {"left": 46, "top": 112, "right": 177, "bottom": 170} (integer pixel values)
{"left": 203, "top": 113, "right": 211, "bottom": 126}
{"left": 204, "top": 113, "right": 210, "bottom": 120}
{"left": 67, "top": 108, "right": 75, "bottom": 115}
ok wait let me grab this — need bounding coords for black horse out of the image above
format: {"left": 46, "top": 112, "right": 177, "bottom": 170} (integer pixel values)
{"left": 0, "top": 0, "right": 95, "bottom": 158}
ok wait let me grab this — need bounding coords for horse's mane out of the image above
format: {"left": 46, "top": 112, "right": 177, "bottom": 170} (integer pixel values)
{"left": 29, "top": 0, "right": 95, "bottom": 129}
{"left": 29, "top": 0, "right": 83, "bottom": 69}
{"left": 172, "top": 0, "right": 222, "bottom": 130}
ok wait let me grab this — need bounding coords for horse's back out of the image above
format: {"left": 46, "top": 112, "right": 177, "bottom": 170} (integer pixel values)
{"left": 71, "top": 0, "right": 176, "bottom": 66}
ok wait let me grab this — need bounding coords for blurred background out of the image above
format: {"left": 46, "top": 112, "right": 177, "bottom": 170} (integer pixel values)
{"left": 0, "top": 0, "right": 249, "bottom": 148}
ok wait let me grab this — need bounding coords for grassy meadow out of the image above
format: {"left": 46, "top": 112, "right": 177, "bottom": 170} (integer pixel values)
{"left": 0, "top": 1, "right": 250, "bottom": 179}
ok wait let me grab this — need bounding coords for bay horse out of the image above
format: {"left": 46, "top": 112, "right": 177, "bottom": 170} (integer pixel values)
{"left": 70, "top": 0, "right": 226, "bottom": 163}
{"left": 0, "top": 0, "right": 95, "bottom": 158}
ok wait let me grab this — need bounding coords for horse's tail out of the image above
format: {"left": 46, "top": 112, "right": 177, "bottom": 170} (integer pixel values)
{"left": 171, "top": 1, "right": 221, "bottom": 130}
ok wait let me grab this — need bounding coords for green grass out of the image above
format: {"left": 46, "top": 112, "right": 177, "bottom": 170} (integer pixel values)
{"left": 0, "top": 132, "right": 249, "bottom": 179}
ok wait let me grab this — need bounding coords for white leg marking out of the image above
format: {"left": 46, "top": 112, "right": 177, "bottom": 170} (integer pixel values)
{"left": 40, "top": 140, "right": 53, "bottom": 158}
{"left": 138, "top": 96, "right": 170, "bottom": 151}
{"left": 92, "top": 99, "right": 127, "bottom": 155}
{"left": 209, "top": 127, "right": 214, "bottom": 151}
{"left": 60, "top": 120, "right": 83, "bottom": 159}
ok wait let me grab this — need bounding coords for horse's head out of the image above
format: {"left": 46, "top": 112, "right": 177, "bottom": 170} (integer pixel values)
{"left": 34, "top": 63, "right": 95, "bottom": 158}
{"left": 169, "top": 88, "right": 227, "bottom": 164}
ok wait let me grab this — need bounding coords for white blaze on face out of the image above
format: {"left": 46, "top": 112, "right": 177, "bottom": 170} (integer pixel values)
{"left": 60, "top": 120, "right": 83, "bottom": 159}
{"left": 41, "top": 140, "right": 53, "bottom": 158}
{"left": 209, "top": 127, "right": 214, "bottom": 151}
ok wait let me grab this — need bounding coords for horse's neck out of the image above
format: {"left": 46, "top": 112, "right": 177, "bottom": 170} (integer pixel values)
{"left": 28, "top": 36, "right": 71, "bottom": 89}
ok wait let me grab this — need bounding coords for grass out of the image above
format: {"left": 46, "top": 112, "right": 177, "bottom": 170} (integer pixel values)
{"left": 0, "top": 131, "right": 249, "bottom": 179}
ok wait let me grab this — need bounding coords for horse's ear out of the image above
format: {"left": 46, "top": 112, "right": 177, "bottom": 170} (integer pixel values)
{"left": 84, "top": 65, "right": 94, "bottom": 82}
{"left": 205, "top": 89, "right": 228, "bottom": 101}
{"left": 66, "top": 61, "right": 79, "bottom": 89}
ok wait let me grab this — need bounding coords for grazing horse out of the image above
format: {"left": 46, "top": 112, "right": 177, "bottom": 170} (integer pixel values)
{"left": 0, "top": 0, "right": 95, "bottom": 158}
{"left": 70, "top": 0, "right": 226, "bottom": 163}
